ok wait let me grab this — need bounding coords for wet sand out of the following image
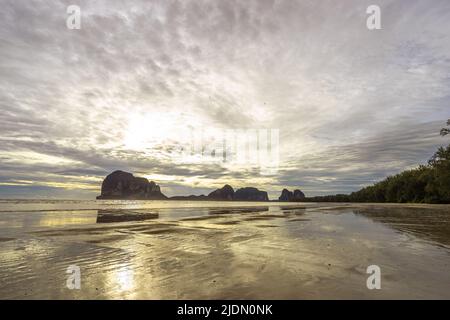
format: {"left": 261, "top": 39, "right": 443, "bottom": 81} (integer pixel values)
{"left": 0, "top": 200, "right": 449, "bottom": 299}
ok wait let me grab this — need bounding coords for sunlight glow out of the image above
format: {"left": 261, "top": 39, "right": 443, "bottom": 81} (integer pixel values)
{"left": 123, "top": 111, "right": 188, "bottom": 152}
{"left": 115, "top": 265, "right": 135, "bottom": 292}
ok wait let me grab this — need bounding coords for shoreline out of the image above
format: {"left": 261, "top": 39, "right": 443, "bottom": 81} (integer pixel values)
{"left": 1, "top": 200, "right": 450, "bottom": 214}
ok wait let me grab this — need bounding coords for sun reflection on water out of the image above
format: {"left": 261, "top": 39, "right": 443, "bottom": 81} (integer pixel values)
{"left": 114, "top": 265, "right": 135, "bottom": 292}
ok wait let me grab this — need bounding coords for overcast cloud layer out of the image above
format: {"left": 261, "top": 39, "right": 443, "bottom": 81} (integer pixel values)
{"left": 1, "top": 0, "right": 450, "bottom": 199}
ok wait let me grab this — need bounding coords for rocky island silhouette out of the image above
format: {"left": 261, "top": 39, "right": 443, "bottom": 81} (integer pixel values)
{"left": 96, "top": 170, "right": 306, "bottom": 202}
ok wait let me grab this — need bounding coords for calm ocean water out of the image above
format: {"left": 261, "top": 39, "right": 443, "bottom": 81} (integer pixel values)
{"left": 0, "top": 199, "right": 299, "bottom": 212}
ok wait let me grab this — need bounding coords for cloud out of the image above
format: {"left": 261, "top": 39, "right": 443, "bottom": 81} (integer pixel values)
{"left": 0, "top": 0, "right": 450, "bottom": 198}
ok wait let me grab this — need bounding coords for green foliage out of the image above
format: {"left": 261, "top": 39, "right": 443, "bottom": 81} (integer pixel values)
{"left": 440, "top": 119, "right": 450, "bottom": 136}
{"left": 304, "top": 120, "right": 450, "bottom": 203}
{"left": 305, "top": 144, "right": 450, "bottom": 204}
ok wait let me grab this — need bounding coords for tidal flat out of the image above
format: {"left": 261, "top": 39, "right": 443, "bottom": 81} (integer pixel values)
{"left": 0, "top": 200, "right": 449, "bottom": 299}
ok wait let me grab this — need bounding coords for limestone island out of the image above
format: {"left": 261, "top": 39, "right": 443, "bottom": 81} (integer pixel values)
{"left": 96, "top": 170, "right": 306, "bottom": 202}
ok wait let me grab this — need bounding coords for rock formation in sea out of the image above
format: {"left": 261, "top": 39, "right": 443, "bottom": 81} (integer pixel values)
{"left": 170, "top": 185, "right": 268, "bottom": 201}
{"left": 96, "top": 170, "right": 167, "bottom": 200}
{"left": 96, "top": 171, "right": 283, "bottom": 202}
{"left": 169, "top": 185, "right": 235, "bottom": 201}
{"left": 207, "top": 184, "right": 235, "bottom": 200}
{"left": 278, "top": 188, "right": 305, "bottom": 202}
{"left": 279, "top": 189, "right": 292, "bottom": 201}
{"left": 293, "top": 189, "right": 305, "bottom": 200}
{"left": 234, "top": 187, "right": 269, "bottom": 201}
{"left": 170, "top": 194, "right": 209, "bottom": 200}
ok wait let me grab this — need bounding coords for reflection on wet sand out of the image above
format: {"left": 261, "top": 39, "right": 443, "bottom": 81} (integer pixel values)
{"left": 96, "top": 209, "right": 159, "bottom": 223}
{"left": 354, "top": 206, "right": 450, "bottom": 247}
{"left": 208, "top": 206, "right": 269, "bottom": 215}
{"left": 0, "top": 202, "right": 449, "bottom": 299}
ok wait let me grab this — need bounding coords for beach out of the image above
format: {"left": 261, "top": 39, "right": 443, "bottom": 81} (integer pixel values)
{"left": 0, "top": 200, "right": 449, "bottom": 299}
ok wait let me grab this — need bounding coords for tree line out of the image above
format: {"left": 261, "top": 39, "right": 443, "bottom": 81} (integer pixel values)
{"left": 305, "top": 120, "right": 450, "bottom": 204}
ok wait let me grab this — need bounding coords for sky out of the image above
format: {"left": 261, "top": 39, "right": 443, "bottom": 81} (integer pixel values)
{"left": 1, "top": 0, "right": 450, "bottom": 199}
